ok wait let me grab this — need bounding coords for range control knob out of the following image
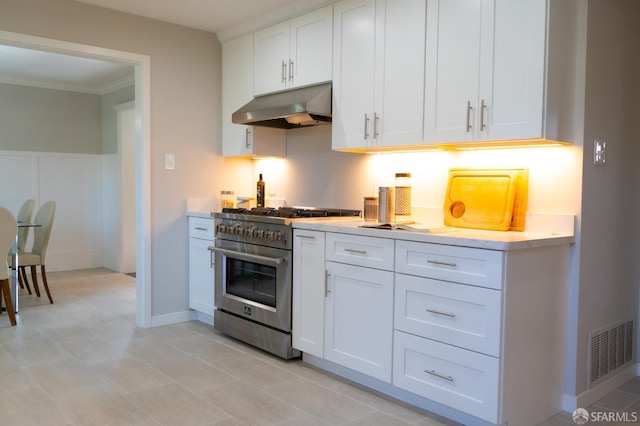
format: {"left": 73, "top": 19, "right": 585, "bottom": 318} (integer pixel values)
{"left": 243, "top": 227, "right": 252, "bottom": 237}
{"left": 264, "top": 229, "right": 273, "bottom": 240}
{"left": 233, "top": 226, "right": 242, "bottom": 235}
{"left": 272, "top": 230, "right": 282, "bottom": 241}
{"left": 252, "top": 228, "right": 260, "bottom": 238}
{"left": 215, "top": 224, "right": 225, "bottom": 234}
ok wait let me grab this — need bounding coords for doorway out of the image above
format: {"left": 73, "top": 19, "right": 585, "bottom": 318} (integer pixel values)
{"left": 0, "top": 30, "right": 152, "bottom": 327}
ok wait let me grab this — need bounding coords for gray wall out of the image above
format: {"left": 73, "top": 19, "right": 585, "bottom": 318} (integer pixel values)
{"left": 0, "top": 0, "right": 229, "bottom": 318}
{"left": 101, "top": 84, "right": 135, "bottom": 154}
{"left": 0, "top": 82, "right": 102, "bottom": 153}
{"left": 571, "top": 0, "right": 640, "bottom": 395}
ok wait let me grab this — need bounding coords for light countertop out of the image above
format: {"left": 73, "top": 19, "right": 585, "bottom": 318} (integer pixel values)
{"left": 187, "top": 211, "right": 215, "bottom": 219}
{"left": 292, "top": 218, "right": 575, "bottom": 251}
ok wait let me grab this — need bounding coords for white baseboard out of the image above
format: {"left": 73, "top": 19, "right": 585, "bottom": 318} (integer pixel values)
{"left": 562, "top": 363, "right": 639, "bottom": 412}
{"left": 151, "top": 310, "right": 197, "bottom": 327}
{"left": 195, "top": 311, "right": 214, "bottom": 326}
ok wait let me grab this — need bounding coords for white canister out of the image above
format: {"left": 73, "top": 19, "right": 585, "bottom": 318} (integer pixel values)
{"left": 395, "top": 173, "right": 412, "bottom": 222}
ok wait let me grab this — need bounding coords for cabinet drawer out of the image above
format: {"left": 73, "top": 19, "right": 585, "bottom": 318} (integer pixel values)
{"left": 326, "top": 233, "right": 394, "bottom": 271}
{"left": 189, "top": 217, "right": 214, "bottom": 240}
{"left": 394, "top": 274, "right": 502, "bottom": 357}
{"left": 393, "top": 331, "right": 500, "bottom": 423}
{"left": 395, "top": 241, "right": 503, "bottom": 289}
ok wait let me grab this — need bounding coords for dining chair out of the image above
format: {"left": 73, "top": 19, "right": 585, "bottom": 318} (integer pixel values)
{"left": 14, "top": 201, "right": 56, "bottom": 304}
{"left": 0, "top": 206, "right": 18, "bottom": 326}
{"left": 16, "top": 199, "right": 35, "bottom": 295}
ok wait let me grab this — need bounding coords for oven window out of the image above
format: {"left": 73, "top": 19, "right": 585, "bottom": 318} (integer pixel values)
{"left": 225, "top": 259, "right": 277, "bottom": 307}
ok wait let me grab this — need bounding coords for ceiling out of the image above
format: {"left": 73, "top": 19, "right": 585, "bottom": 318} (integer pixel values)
{"left": 0, "top": 0, "right": 329, "bottom": 94}
{"left": 0, "top": 44, "right": 134, "bottom": 94}
{"left": 74, "top": 0, "right": 319, "bottom": 34}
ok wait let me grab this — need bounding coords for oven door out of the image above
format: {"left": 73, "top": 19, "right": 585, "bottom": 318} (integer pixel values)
{"left": 211, "top": 239, "right": 292, "bottom": 332}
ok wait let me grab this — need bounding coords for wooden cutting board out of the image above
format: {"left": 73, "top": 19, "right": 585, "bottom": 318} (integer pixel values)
{"left": 444, "top": 168, "right": 529, "bottom": 231}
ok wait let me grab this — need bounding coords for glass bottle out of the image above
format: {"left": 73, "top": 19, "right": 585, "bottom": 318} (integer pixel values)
{"left": 256, "top": 174, "right": 265, "bottom": 207}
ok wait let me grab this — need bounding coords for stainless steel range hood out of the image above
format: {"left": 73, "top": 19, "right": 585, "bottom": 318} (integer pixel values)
{"left": 232, "top": 82, "right": 332, "bottom": 129}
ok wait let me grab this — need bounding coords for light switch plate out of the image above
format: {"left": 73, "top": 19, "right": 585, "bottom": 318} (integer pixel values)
{"left": 165, "top": 153, "right": 175, "bottom": 170}
{"left": 594, "top": 140, "right": 606, "bottom": 165}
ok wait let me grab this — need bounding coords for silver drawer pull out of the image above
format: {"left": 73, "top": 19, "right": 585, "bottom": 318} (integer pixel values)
{"left": 297, "top": 235, "right": 315, "bottom": 239}
{"left": 194, "top": 227, "right": 208, "bottom": 231}
{"left": 425, "top": 369, "right": 454, "bottom": 382}
{"left": 427, "top": 259, "right": 457, "bottom": 267}
{"left": 426, "top": 308, "right": 456, "bottom": 318}
{"left": 344, "top": 248, "right": 367, "bottom": 255}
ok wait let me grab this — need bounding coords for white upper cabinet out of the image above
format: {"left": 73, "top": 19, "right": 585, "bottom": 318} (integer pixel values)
{"left": 424, "top": 0, "right": 547, "bottom": 144}
{"left": 254, "top": 5, "right": 333, "bottom": 96}
{"left": 332, "top": 0, "right": 426, "bottom": 151}
{"left": 222, "top": 34, "right": 286, "bottom": 157}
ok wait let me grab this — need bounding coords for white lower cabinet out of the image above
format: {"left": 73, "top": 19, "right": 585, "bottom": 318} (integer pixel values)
{"left": 394, "top": 274, "right": 502, "bottom": 357}
{"left": 292, "top": 230, "right": 326, "bottom": 357}
{"left": 292, "top": 231, "right": 394, "bottom": 383}
{"left": 325, "top": 261, "right": 394, "bottom": 382}
{"left": 292, "top": 229, "right": 569, "bottom": 425}
{"left": 188, "top": 217, "right": 215, "bottom": 316}
{"left": 393, "top": 331, "right": 500, "bottom": 422}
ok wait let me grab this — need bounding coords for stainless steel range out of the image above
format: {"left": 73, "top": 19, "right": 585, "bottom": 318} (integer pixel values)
{"left": 210, "top": 206, "right": 360, "bottom": 359}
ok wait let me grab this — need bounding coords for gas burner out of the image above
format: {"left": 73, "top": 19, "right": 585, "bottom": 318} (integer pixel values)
{"left": 220, "top": 206, "right": 360, "bottom": 219}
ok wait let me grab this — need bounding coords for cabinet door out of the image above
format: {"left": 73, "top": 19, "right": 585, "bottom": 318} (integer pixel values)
{"left": 222, "top": 35, "right": 287, "bottom": 157}
{"left": 324, "top": 261, "right": 394, "bottom": 382}
{"left": 292, "top": 230, "right": 326, "bottom": 357}
{"left": 222, "top": 34, "right": 254, "bottom": 157}
{"left": 331, "top": 0, "right": 376, "bottom": 150}
{"left": 189, "top": 237, "right": 215, "bottom": 316}
{"left": 254, "top": 21, "right": 290, "bottom": 95}
{"left": 479, "top": 0, "right": 546, "bottom": 141}
{"left": 424, "top": 0, "right": 482, "bottom": 143}
{"left": 373, "top": 0, "right": 426, "bottom": 148}
{"left": 290, "top": 5, "right": 333, "bottom": 89}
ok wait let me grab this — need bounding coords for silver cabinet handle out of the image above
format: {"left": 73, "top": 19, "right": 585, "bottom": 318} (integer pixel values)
{"left": 325, "top": 271, "right": 331, "bottom": 297}
{"left": 297, "top": 234, "right": 315, "bottom": 239}
{"left": 194, "top": 227, "right": 208, "bottom": 231}
{"left": 363, "top": 113, "right": 370, "bottom": 139}
{"left": 426, "top": 308, "right": 456, "bottom": 318}
{"left": 281, "top": 60, "right": 287, "bottom": 83}
{"left": 209, "top": 250, "right": 215, "bottom": 269}
{"left": 466, "top": 101, "right": 472, "bottom": 132}
{"left": 480, "top": 99, "right": 487, "bottom": 131}
{"left": 289, "top": 59, "right": 294, "bottom": 82}
{"left": 344, "top": 248, "right": 367, "bottom": 255}
{"left": 373, "top": 112, "right": 379, "bottom": 139}
{"left": 245, "top": 128, "right": 251, "bottom": 149}
{"left": 427, "top": 259, "right": 457, "bottom": 267}
{"left": 425, "top": 369, "right": 454, "bottom": 382}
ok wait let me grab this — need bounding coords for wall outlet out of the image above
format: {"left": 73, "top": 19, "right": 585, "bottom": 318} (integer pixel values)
{"left": 165, "top": 153, "right": 175, "bottom": 170}
{"left": 594, "top": 140, "right": 606, "bottom": 165}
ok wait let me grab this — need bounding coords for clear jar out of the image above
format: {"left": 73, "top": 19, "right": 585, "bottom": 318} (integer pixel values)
{"left": 395, "top": 173, "right": 412, "bottom": 222}
{"left": 363, "top": 197, "right": 378, "bottom": 221}
{"left": 220, "top": 190, "right": 235, "bottom": 209}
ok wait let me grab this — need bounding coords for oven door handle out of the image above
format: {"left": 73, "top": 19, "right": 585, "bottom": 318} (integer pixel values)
{"left": 208, "top": 246, "right": 285, "bottom": 266}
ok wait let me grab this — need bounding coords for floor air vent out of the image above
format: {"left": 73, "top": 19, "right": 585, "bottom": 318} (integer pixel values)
{"left": 588, "top": 320, "right": 634, "bottom": 388}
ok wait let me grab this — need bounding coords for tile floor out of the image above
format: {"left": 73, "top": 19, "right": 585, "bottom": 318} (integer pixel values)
{"left": 0, "top": 268, "right": 637, "bottom": 426}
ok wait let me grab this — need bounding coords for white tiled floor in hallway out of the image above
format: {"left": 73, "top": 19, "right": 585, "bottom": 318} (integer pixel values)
{"left": 0, "top": 268, "right": 637, "bottom": 425}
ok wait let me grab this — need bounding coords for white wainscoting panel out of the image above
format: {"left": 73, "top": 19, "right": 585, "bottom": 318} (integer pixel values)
{"left": 0, "top": 151, "right": 105, "bottom": 272}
